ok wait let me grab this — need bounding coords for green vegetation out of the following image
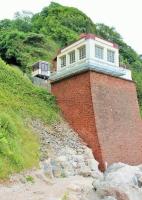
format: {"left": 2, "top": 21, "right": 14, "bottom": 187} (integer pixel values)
{"left": 0, "top": 59, "right": 59, "bottom": 178}
{"left": 0, "top": 30, "right": 58, "bottom": 73}
{"left": 61, "top": 192, "right": 69, "bottom": 200}
{"left": 32, "top": 2, "right": 96, "bottom": 46}
{"left": 26, "top": 175, "right": 34, "bottom": 183}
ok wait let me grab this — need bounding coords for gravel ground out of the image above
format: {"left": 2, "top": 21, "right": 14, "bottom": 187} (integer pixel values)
{"left": 31, "top": 120, "right": 87, "bottom": 160}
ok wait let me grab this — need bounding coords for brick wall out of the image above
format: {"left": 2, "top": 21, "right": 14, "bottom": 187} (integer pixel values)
{"left": 51, "top": 70, "right": 142, "bottom": 170}
{"left": 90, "top": 72, "right": 142, "bottom": 166}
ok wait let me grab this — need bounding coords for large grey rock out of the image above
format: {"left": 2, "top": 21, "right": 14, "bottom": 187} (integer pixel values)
{"left": 51, "top": 159, "right": 62, "bottom": 178}
{"left": 92, "top": 163, "right": 142, "bottom": 200}
{"left": 94, "top": 183, "right": 130, "bottom": 200}
{"left": 41, "top": 159, "right": 54, "bottom": 178}
{"left": 104, "top": 163, "right": 142, "bottom": 186}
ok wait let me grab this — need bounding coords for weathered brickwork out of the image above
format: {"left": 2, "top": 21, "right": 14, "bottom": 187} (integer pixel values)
{"left": 90, "top": 72, "right": 142, "bottom": 167}
{"left": 51, "top": 71, "right": 142, "bottom": 171}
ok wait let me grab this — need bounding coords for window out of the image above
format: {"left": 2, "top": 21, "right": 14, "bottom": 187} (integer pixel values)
{"left": 107, "top": 50, "right": 115, "bottom": 63}
{"left": 60, "top": 55, "right": 66, "bottom": 67}
{"left": 69, "top": 50, "right": 75, "bottom": 64}
{"left": 79, "top": 45, "right": 86, "bottom": 60}
{"left": 41, "top": 63, "right": 48, "bottom": 71}
{"left": 95, "top": 45, "right": 104, "bottom": 59}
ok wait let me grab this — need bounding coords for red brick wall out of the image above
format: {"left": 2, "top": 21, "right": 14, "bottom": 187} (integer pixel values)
{"left": 90, "top": 72, "right": 142, "bottom": 166}
{"left": 51, "top": 71, "right": 142, "bottom": 170}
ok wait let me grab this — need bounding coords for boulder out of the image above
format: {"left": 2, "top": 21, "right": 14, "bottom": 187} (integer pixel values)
{"left": 51, "top": 159, "right": 62, "bottom": 178}
{"left": 97, "top": 184, "right": 129, "bottom": 200}
{"left": 92, "top": 163, "right": 142, "bottom": 200}
{"left": 41, "top": 159, "right": 54, "bottom": 178}
{"left": 104, "top": 163, "right": 142, "bottom": 186}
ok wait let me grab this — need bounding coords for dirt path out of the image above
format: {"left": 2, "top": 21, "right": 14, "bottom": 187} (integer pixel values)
{"left": 0, "top": 171, "right": 95, "bottom": 200}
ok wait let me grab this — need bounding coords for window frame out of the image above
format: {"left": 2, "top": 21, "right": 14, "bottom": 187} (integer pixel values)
{"left": 78, "top": 45, "right": 86, "bottom": 60}
{"left": 60, "top": 55, "right": 66, "bottom": 68}
{"left": 41, "top": 63, "right": 48, "bottom": 71}
{"left": 95, "top": 45, "right": 104, "bottom": 60}
{"left": 69, "top": 50, "right": 76, "bottom": 64}
{"left": 107, "top": 49, "right": 115, "bottom": 63}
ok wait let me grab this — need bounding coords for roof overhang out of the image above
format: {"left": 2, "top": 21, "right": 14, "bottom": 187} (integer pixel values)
{"left": 50, "top": 61, "right": 127, "bottom": 83}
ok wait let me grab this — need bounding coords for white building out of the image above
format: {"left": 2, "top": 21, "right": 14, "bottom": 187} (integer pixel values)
{"left": 51, "top": 34, "right": 132, "bottom": 81}
{"left": 32, "top": 61, "right": 50, "bottom": 79}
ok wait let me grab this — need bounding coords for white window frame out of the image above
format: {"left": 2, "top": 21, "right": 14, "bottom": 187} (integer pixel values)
{"left": 69, "top": 50, "right": 75, "bottom": 64}
{"left": 60, "top": 55, "right": 66, "bottom": 68}
{"left": 95, "top": 45, "right": 104, "bottom": 60}
{"left": 41, "top": 63, "right": 48, "bottom": 71}
{"left": 78, "top": 45, "right": 86, "bottom": 60}
{"left": 107, "top": 49, "right": 115, "bottom": 63}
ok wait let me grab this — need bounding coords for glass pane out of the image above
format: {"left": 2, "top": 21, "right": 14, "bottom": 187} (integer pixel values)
{"left": 69, "top": 51, "right": 75, "bottom": 64}
{"left": 61, "top": 56, "right": 66, "bottom": 67}
{"left": 107, "top": 50, "right": 115, "bottom": 63}
{"left": 79, "top": 46, "right": 86, "bottom": 60}
{"left": 95, "top": 46, "right": 103, "bottom": 59}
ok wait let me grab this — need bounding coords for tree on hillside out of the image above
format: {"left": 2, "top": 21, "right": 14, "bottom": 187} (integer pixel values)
{"left": 32, "top": 2, "right": 96, "bottom": 46}
{"left": 0, "top": 19, "right": 13, "bottom": 31}
{"left": 13, "top": 10, "right": 33, "bottom": 32}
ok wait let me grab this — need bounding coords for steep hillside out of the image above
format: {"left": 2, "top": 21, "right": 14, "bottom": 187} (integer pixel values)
{"left": 0, "top": 59, "right": 59, "bottom": 178}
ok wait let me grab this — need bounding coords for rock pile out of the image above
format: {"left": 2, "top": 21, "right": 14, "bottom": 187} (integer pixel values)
{"left": 31, "top": 120, "right": 102, "bottom": 179}
{"left": 90, "top": 163, "right": 142, "bottom": 200}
